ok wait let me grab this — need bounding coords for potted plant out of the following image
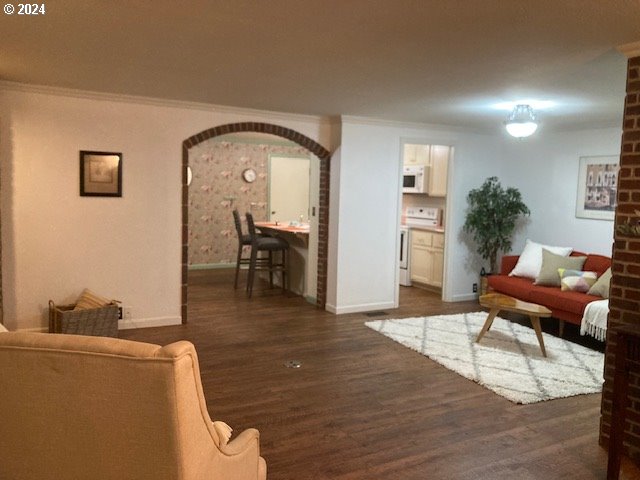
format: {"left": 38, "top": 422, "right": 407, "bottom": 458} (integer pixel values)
{"left": 463, "top": 176, "right": 530, "bottom": 276}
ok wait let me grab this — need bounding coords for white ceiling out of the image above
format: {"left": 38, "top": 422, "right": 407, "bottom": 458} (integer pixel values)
{"left": 2, "top": 1, "right": 639, "bottom": 133}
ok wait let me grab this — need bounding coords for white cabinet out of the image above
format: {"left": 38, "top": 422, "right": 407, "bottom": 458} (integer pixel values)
{"left": 403, "top": 144, "right": 417, "bottom": 165}
{"left": 403, "top": 144, "right": 430, "bottom": 166}
{"left": 410, "top": 229, "right": 444, "bottom": 288}
{"left": 428, "top": 145, "right": 449, "bottom": 197}
{"left": 403, "top": 143, "right": 449, "bottom": 196}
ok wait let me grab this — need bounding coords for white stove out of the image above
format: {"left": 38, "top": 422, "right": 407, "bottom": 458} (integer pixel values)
{"left": 399, "top": 207, "right": 441, "bottom": 286}
{"left": 399, "top": 225, "right": 411, "bottom": 286}
{"left": 404, "top": 207, "right": 440, "bottom": 228}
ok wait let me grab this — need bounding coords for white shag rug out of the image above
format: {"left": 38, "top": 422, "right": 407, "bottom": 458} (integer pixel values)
{"left": 365, "top": 312, "right": 604, "bottom": 404}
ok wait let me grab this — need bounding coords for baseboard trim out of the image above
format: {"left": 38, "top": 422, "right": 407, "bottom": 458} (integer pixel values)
{"left": 450, "top": 293, "right": 479, "bottom": 302}
{"left": 11, "top": 316, "right": 181, "bottom": 333}
{"left": 326, "top": 301, "right": 396, "bottom": 315}
{"left": 118, "top": 316, "right": 182, "bottom": 330}
{"left": 189, "top": 263, "right": 235, "bottom": 270}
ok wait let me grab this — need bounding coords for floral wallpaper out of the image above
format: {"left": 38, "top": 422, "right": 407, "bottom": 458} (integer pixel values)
{"left": 188, "top": 139, "right": 310, "bottom": 266}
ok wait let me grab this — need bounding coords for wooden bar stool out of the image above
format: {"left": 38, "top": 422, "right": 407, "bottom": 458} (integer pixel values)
{"left": 232, "top": 209, "right": 252, "bottom": 289}
{"left": 245, "top": 212, "right": 289, "bottom": 297}
{"left": 232, "top": 209, "right": 270, "bottom": 288}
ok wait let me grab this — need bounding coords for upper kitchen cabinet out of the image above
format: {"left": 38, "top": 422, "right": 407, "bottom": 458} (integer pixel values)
{"left": 428, "top": 145, "right": 450, "bottom": 197}
{"left": 402, "top": 143, "right": 450, "bottom": 196}
{"left": 403, "top": 144, "right": 430, "bottom": 166}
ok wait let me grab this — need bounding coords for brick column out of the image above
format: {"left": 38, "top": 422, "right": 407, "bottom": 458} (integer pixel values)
{"left": 600, "top": 41, "right": 640, "bottom": 458}
{"left": 0, "top": 162, "right": 2, "bottom": 324}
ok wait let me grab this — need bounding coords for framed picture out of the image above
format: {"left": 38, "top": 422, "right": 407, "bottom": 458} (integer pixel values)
{"left": 575, "top": 155, "right": 619, "bottom": 220}
{"left": 80, "top": 150, "right": 122, "bottom": 197}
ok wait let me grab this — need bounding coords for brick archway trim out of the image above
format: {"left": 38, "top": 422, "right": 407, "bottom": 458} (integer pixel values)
{"left": 181, "top": 122, "right": 331, "bottom": 323}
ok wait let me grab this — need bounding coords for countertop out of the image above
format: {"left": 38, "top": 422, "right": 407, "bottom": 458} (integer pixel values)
{"left": 403, "top": 224, "right": 445, "bottom": 234}
{"left": 255, "top": 221, "right": 310, "bottom": 235}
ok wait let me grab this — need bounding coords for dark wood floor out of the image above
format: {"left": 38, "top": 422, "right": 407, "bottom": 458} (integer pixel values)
{"left": 119, "top": 269, "right": 640, "bottom": 479}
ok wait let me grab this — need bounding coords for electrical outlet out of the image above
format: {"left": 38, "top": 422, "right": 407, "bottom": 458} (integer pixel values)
{"left": 124, "top": 307, "right": 133, "bottom": 320}
{"left": 118, "top": 306, "right": 124, "bottom": 320}
{"left": 472, "top": 283, "right": 478, "bottom": 293}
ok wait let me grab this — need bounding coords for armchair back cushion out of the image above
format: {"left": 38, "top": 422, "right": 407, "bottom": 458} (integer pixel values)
{"left": 0, "top": 332, "right": 265, "bottom": 480}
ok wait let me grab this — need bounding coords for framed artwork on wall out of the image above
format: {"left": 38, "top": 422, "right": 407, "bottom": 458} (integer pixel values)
{"left": 80, "top": 150, "right": 122, "bottom": 197}
{"left": 575, "top": 155, "right": 619, "bottom": 221}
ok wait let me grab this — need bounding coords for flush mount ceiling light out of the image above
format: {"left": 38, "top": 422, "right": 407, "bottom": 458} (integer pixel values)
{"left": 505, "top": 104, "right": 538, "bottom": 138}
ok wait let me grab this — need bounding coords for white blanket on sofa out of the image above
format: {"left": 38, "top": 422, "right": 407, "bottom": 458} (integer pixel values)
{"left": 580, "top": 299, "right": 608, "bottom": 341}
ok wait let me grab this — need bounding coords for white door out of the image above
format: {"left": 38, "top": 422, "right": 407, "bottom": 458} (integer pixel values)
{"left": 269, "top": 155, "right": 310, "bottom": 222}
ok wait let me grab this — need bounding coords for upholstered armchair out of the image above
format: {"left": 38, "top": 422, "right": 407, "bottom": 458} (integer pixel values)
{"left": 0, "top": 332, "right": 266, "bottom": 480}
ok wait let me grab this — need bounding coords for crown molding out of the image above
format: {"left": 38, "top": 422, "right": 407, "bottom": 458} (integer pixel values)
{"left": 340, "top": 115, "right": 489, "bottom": 135}
{"left": 617, "top": 41, "right": 640, "bottom": 59}
{"left": 0, "top": 80, "right": 333, "bottom": 125}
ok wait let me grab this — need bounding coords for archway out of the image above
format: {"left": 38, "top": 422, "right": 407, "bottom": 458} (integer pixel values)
{"left": 181, "top": 122, "right": 331, "bottom": 323}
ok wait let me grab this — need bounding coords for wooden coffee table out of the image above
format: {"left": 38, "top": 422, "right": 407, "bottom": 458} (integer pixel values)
{"left": 476, "top": 293, "right": 552, "bottom": 357}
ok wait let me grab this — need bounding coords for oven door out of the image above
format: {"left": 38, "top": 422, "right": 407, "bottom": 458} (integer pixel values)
{"left": 399, "top": 227, "right": 411, "bottom": 286}
{"left": 399, "top": 228, "right": 409, "bottom": 269}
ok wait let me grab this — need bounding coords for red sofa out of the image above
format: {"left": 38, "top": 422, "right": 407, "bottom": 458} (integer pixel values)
{"left": 487, "top": 251, "right": 611, "bottom": 331}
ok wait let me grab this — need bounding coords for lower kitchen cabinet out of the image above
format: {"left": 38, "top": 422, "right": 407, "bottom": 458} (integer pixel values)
{"left": 410, "top": 229, "right": 444, "bottom": 288}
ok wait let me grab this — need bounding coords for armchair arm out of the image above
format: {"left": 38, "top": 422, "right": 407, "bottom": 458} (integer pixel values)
{"left": 219, "top": 428, "right": 260, "bottom": 457}
{"left": 215, "top": 428, "right": 265, "bottom": 480}
{"left": 213, "top": 421, "right": 233, "bottom": 445}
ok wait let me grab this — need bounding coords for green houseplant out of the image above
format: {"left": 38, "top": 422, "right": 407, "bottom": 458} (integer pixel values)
{"left": 463, "top": 176, "right": 530, "bottom": 274}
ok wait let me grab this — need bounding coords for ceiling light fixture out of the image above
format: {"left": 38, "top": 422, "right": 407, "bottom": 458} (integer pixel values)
{"left": 505, "top": 104, "right": 538, "bottom": 138}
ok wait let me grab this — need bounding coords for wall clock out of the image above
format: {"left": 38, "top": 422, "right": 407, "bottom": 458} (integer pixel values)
{"left": 242, "top": 168, "right": 257, "bottom": 183}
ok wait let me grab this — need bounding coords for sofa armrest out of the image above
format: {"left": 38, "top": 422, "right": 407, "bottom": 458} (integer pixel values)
{"left": 500, "top": 255, "right": 519, "bottom": 275}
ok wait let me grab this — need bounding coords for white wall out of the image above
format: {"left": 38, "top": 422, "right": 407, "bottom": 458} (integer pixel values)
{"left": 327, "top": 121, "right": 403, "bottom": 313}
{"left": 0, "top": 84, "right": 333, "bottom": 330}
{"left": 499, "top": 126, "right": 621, "bottom": 258}
{"left": 443, "top": 133, "right": 507, "bottom": 299}
{"left": 326, "top": 118, "right": 503, "bottom": 313}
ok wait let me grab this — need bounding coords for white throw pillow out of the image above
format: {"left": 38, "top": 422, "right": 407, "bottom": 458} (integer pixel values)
{"left": 509, "top": 239, "right": 573, "bottom": 279}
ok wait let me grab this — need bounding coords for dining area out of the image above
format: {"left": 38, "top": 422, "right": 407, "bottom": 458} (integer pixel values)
{"left": 232, "top": 210, "right": 312, "bottom": 299}
{"left": 187, "top": 131, "right": 319, "bottom": 304}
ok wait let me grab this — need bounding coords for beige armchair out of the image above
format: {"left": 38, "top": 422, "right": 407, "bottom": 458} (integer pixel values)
{"left": 0, "top": 332, "right": 266, "bottom": 480}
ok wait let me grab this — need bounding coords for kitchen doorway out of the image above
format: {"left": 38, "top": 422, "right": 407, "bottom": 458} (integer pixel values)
{"left": 397, "top": 140, "right": 453, "bottom": 308}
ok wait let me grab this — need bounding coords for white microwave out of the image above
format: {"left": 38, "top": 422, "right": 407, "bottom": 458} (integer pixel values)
{"left": 403, "top": 165, "right": 429, "bottom": 194}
